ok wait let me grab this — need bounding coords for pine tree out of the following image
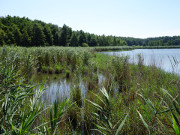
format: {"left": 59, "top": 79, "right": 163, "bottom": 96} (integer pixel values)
{"left": 78, "top": 30, "right": 86, "bottom": 46}
{"left": 32, "top": 23, "right": 45, "bottom": 46}
{"left": 70, "top": 33, "right": 78, "bottom": 46}
{"left": 49, "top": 25, "right": 59, "bottom": 45}
{"left": 44, "top": 25, "right": 53, "bottom": 45}
{"left": 59, "top": 25, "right": 67, "bottom": 46}
{"left": 87, "top": 34, "right": 91, "bottom": 45}
{"left": 66, "top": 26, "right": 72, "bottom": 45}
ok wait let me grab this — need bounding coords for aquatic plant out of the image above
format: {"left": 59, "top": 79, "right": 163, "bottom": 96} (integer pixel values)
{"left": 87, "top": 87, "right": 129, "bottom": 135}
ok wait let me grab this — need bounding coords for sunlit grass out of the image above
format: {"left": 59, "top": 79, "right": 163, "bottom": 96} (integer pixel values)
{"left": 0, "top": 46, "right": 179, "bottom": 134}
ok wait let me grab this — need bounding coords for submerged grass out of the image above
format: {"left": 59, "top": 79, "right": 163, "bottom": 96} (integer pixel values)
{"left": 0, "top": 45, "right": 179, "bottom": 134}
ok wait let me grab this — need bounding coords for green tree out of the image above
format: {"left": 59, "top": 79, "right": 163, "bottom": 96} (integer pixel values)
{"left": 0, "top": 29, "right": 6, "bottom": 45}
{"left": 6, "top": 29, "right": 15, "bottom": 45}
{"left": 87, "top": 34, "right": 91, "bottom": 45}
{"left": 21, "top": 28, "right": 31, "bottom": 46}
{"left": 113, "top": 36, "right": 117, "bottom": 46}
{"left": 78, "top": 30, "right": 86, "bottom": 46}
{"left": 70, "top": 33, "right": 78, "bottom": 46}
{"left": 66, "top": 26, "right": 72, "bottom": 45}
{"left": 102, "top": 35, "right": 109, "bottom": 46}
{"left": 12, "top": 25, "right": 22, "bottom": 45}
{"left": 1, "top": 15, "right": 180, "bottom": 47}
{"left": 90, "top": 38, "right": 97, "bottom": 46}
{"left": 54, "top": 32, "right": 60, "bottom": 45}
{"left": 49, "top": 24, "right": 59, "bottom": 45}
{"left": 44, "top": 25, "right": 53, "bottom": 45}
{"left": 59, "top": 25, "right": 68, "bottom": 46}
{"left": 32, "top": 23, "right": 45, "bottom": 46}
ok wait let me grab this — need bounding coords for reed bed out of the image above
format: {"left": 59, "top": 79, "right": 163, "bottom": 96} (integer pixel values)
{"left": 0, "top": 46, "right": 179, "bottom": 134}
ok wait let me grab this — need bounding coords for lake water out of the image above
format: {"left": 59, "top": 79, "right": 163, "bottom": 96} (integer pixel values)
{"left": 101, "top": 49, "right": 180, "bottom": 75}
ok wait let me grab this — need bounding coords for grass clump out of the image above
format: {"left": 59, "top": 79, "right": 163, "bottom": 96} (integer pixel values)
{"left": 87, "top": 87, "right": 129, "bottom": 135}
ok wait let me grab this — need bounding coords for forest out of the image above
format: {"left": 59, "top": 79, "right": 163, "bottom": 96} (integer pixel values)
{"left": 0, "top": 15, "right": 180, "bottom": 47}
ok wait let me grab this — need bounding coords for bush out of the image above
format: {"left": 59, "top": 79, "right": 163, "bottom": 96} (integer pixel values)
{"left": 82, "top": 43, "right": 89, "bottom": 47}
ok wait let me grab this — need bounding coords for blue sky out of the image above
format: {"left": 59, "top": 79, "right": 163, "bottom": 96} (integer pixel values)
{"left": 1, "top": 0, "right": 180, "bottom": 38}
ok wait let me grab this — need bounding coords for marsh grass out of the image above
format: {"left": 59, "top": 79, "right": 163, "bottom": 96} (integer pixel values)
{"left": 71, "top": 86, "right": 82, "bottom": 108}
{"left": 136, "top": 88, "right": 180, "bottom": 135}
{"left": 112, "top": 56, "right": 131, "bottom": 92}
{"left": 0, "top": 46, "right": 179, "bottom": 134}
{"left": 87, "top": 87, "right": 129, "bottom": 135}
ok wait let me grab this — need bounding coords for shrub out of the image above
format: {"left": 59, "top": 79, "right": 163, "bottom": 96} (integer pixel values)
{"left": 82, "top": 43, "right": 89, "bottom": 47}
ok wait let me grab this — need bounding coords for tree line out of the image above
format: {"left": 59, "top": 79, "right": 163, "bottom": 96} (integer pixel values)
{"left": 0, "top": 15, "right": 180, "bottom": 47}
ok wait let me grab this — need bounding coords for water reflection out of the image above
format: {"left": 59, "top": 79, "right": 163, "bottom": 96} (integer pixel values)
{"left": 101, "top": 49, "right": 180, "bottom": 75}
{"left": 33, "top": 73, "right": 106, "bottom": 104}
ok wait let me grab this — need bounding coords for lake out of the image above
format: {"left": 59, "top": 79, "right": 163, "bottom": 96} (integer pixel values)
{"left": 101, "top": 49, "right": 180, "bottom": 75}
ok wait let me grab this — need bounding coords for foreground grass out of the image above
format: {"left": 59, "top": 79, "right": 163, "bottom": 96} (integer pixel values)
{"left": 0, "top": 46, "right": 179, "bottom": 134}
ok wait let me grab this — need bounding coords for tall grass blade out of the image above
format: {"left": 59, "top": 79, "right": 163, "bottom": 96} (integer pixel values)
{"left": 157, "top": 118, "right": 170, "bottom": 135}
{"left": 115, "top": 113, "right": 129, "bottom": 135}
{"left": 93, "top": 122, "right": 110, "bottom": 134}
{"left": 172, "top": 113, "right": 180, "bottom": 135}
{"left": 137, "top": 110, "right": 150, "bottom": 135}
{"left": 100, "top": 87, "right": 109, "bottom": 101}
{"left": 87, "top": 99, "right": 103, "bottom": 112}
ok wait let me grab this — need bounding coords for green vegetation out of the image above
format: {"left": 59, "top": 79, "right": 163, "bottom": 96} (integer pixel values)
{"left": 0, "top": 46, "right": 179, "bottom": 134}
{"left": 1, "top": 15, "right": 180, "bottom": 47}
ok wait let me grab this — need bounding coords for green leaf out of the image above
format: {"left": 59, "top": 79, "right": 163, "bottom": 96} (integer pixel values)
{"left": 87, "top": 99, "right": 103, "bottom": 112}
{"left": 171, "top": 113, "right": 180, "bottom": 135}
{"left": 90, "top": 91, "right": 106, "bottom": 107}
{"left": 167, "top": 94, "right": 180, "bottom": 115}
{"left": 93, "top": 122, "right": 109, "bottom": 134}
{"left": 157, "top": 118, "right": 170, "bottom": 135}
{"left": 50, "top": 108, "right": 54, "bottom": 131}
{"left": 115, "top": 113, "right": 129, "bottom": 135}
{"left": 58, "top": 98, "right": 69, "bottom": 117}
{"left": 137, "top": 99, "right": 151, "bottom": 121}
{"left": 91, "top": 129, "right": 107, "bottom": 135}
{"left": 100, "top": 87, "right": 109, "bottom": 101}
{"left": 137, "top": 110, "right": 150, "bottom": 135}
{"left": 138, "top": 93, "right": 155, "bottom": 115}
{"left": 53, "top": 126, "right": 57, "bottom": 135}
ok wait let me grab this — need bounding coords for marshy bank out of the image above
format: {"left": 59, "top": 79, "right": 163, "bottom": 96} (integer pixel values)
{"left": 0, "top": 46, "right": 179, "bottom": 134}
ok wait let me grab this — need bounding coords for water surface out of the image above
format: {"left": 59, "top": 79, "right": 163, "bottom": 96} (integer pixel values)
{"left": 33, "top": 73, "right": 106, "bottom": 104}
{"left": 101, "top": 49, "right": 180, "bottom": 75}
